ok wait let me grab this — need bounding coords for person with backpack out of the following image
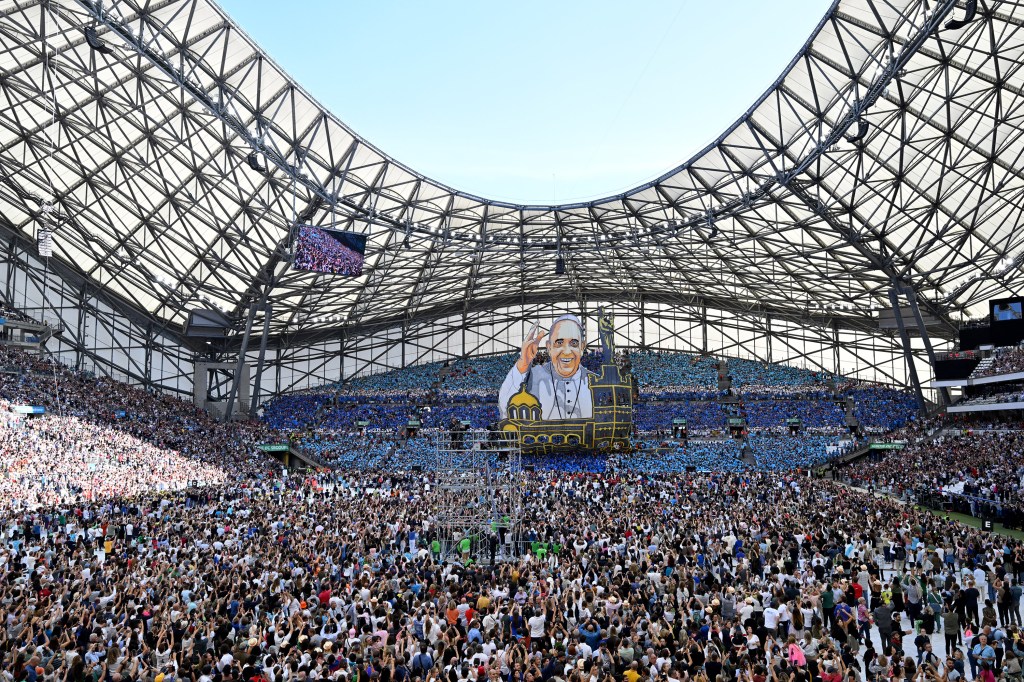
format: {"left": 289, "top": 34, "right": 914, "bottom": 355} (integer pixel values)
{"left": 410, "top": 644, "right": 433, "bottom": 677}
{"left": 942, "top": 602, "right": 962, "bottom": 655}
{"left": 895, "top": 545, "right": 907, "bottom": 574}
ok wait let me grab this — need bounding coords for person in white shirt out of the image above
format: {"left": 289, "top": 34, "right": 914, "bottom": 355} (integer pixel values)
{"left": 739, "top": 599, "right": 754, "bottom": 625}
{"left": 527, "top": 610, "right": 546, "bottom": 641}
{"left": 763, "top": 604, "right": 781, "bottom": 634}
{"left": 777, "top": 602, "right": 792, "bottom": 636}
{"left": 973, "top": 565, "right": 988, "bottom": 593}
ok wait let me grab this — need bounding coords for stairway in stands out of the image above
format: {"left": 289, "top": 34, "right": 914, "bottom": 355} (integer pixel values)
{"left": 377, "top": 440, "right": 405, "bottom": 470}
{"left": 843, "top": 395, "right": 861, "bottom": 434}
{"left": 425, "top": 361, "right": 456, "bottom": 405}
{"left": 717, "top": 358, "right": 732, "bottom": 393}
{"left": 968, "top": 357, "right": 994, "bottom": 378}
{"left": 309, "top": 396, "right": 335, "bottom": 431}
{"left": 739, "top": 441, "right": 757, "bottom": 467}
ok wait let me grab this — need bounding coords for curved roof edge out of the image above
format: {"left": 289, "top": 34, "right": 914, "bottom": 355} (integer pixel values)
{"left": 209, "top": 0, "right": 845, "bottom": 211}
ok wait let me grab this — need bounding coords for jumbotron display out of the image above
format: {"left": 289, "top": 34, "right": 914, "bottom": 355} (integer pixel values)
{"left": 292, "top": 225, "right": 367, "bottom": 277}
{"left": 498, "top": 309, "right": 632, "bottom": 454}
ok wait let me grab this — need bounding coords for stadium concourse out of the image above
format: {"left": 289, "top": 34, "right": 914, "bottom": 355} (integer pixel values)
{"left": 1, "top": 340, "right": 1024, "bottom": 682}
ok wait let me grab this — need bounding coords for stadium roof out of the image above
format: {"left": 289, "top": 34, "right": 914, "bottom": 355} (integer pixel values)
{"left": 1, "top": 0, "right": 1022, "bottom": 347}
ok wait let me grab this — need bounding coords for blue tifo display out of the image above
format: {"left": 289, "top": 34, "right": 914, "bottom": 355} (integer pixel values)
{"left": 497, "top": 309, "right": 631, "bottom": 454}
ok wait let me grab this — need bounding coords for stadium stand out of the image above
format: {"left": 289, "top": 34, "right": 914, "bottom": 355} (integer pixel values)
{"left": 726, "top": 358, "right": 838, "bottom": 388}
{"left": 629, "top": 350, "right": 718, "bottom": 392}
{"left": 261, "top": 393, "right": 328, "bottom": 431}
{"left": 740, "top": 398, "right": 845, "bottom": 429}
{"left": 4, "top": 2, "right": 1024, "bottom": 679}
{"left": 0, "top": 347, "right": 272, "bottom": 509}
{"left": 972, "top": 346, "right": 1024, "bottom": 378}
{"left": 847, "top": 387, "right": 920, "bottom": 431}
{"left": 253, "top": 351, "right": 919, "bottom": 473}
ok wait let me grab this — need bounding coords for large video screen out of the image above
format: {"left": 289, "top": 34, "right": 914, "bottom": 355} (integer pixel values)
{"left": 993, "top": 300, "right": 1023, "bottom": 322}
{"left": 498, "top": 311, "right": 632, "bottom": 454}
{"left": 989, "top": 297, "right": 1024, "bottom": 346}
{"left": 293, "top": 225, "right": 367, "bottom": 277}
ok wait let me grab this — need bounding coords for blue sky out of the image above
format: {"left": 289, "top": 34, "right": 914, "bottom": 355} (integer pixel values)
{"left": 218, "top": 0, "right": 833, "bottom": 204}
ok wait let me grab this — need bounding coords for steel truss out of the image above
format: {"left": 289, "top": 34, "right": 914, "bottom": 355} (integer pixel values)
{"left": 429, "top": 430, "right": 523, "bottom": 565}
{"left": 0, "top": 0, "right": 1018, "bottom": 402}
{"left": 264, "top": 300, "right": 945, "bottom": 399}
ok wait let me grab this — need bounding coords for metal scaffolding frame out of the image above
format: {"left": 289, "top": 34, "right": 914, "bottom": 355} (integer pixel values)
{"left": 0, "top": 0, "right": 1019, "bottom": 400}
{"left": 429, "top": 430, "right": 523, "bottom": 564}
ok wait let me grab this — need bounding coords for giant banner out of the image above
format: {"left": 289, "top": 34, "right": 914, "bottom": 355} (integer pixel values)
{"left": 498, "top": 309, "right": 632, "bottom": 454}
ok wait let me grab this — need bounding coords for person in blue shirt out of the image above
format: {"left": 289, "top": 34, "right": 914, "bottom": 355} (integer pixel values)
{"left": 410, "top": 644, "right": 433, "bottom": 676}
{"left": 972, "top": 635, "right": 996, "bottom": 671}
{"left": 467, "top": 620, "right": 483, "bottom": 644}
{"left": 833, "top": 597, "right": 856, "bottom": 640}
{"left": 578, "top": 619, "right": 602, "bottom": 649}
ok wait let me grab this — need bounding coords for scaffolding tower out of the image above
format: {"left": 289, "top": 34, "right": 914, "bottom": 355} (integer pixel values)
{"left": 430, "top": 429, "right": 523, "bottom": 564}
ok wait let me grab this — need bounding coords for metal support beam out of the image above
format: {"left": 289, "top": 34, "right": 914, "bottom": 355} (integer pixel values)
{"left": 249, "top": 303, "right": 273, "bottom": 414}
{"left": 76, "top": 282, "right": 88, "bottom": 370}
{"left": 898, "top": 284, "right": 951, "bottom": 408}
{"left": 144, "top": 322, "right": 154, "bottom": 387}
{"left": 639, "top": 299, "right": 646, "bottom": 349}
{"left": 701, "top": 304, "right": 708, "bottom": 353}
{"left": 224, "top": 303, "right": 258, "bottom": 422}
{"left": 833, "top": 322, "right": 840, "bottom": 376}
{"left": 888, "top": 287, "right": 927, "bottom": 418}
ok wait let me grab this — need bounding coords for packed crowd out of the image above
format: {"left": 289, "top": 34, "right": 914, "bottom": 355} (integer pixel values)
{"left": 320, "top": 405, "right": 418, "bottom": 433}
{"left": 259, "top": 354, "right": 920, "bottom": 446}
{"left": 0, "top": 347, "right": 272, "bottom": 511}
{"left": 421, "top": 406, "right": 501, "bottom": 431}
{"left": 622, "top": 438, "right": 747, "bottom": 472}
{"left": 632, "top": 403, "right": 728, "bottom": 434}
{"left": 838, "top": 429, "right": 1024, "bottom": 520}
{"left": 0, "top": 303, "right": 34, "bottom": 323}
{"left": 848, "top": 389, "right": 919, "bottom": 432}
{"left": 252, "top": 351, "right": 921, "bottom": 477}
{"left": 637, "top": 389, "right": 722, "bottom": 402}
{"left": 293, "top": 226, "right": 365, "bottom": 276}
{"left": 746, "top": 435, "right": 849, "bottom": 470}
{"left": 341, "top": 362, "right": 445, "bottom": 399}
{"left": 262, "top": 395, "right": 329, "bottom": 432}
{"left": 2, "top": 464, "right": 1023, "bottom": 682}
{"left": 958, "top": 390, "right": 1024, "bottom": 408}
{"left": 0, "top": 412, "right": 228, "bottom": 508}
{"left": 301, "top": 433, "right": 395, "bottom": 468}
{"left": 3, "top": 335, "right": 1024, "bottom": 682}
{"left": 974, "top": 349, "right": 1024, "bottom": 379}
{"left": 740, "top": 400, "right": 845, "bottom": 430}
{"left": 629, "top": 352, "right": 719, "bottom": 393}
{"left": 440, "top": 356, "right": 517, "bottom": 400}
{"left": 733, "top": 387, "right": 834, "bottom": 399}
{"left": 726, "top": 360, "right": 839, "bottom": 389}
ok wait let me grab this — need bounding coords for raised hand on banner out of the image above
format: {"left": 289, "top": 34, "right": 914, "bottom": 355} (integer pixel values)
{"left": 516, "top": 323, "right": 547, "bottom": 373}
